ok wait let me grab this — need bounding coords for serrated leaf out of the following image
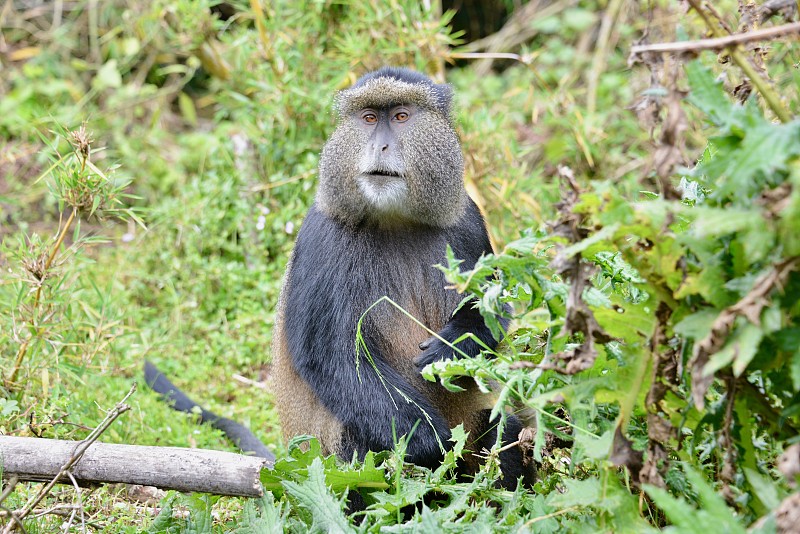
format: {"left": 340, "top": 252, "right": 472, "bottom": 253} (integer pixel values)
{"left": 323, "top": 451, "right": 389, "bottom": 493}
{"left": 645, "top": 485, "right": 707, "bottom": 533}
{"left": 231, "top": 491, "right": 288, "bottom": 533}
{"left": 700, "top": 122, "right": 800, "bottom": 201}
{"left": 147, "top": 496, "right": 178, "bottom": 533}
{"left": 685, "top": 61, "right": 732, "bottom": 126}
{"left": 684, "top": 467, "right": 746, "bottom": 532}
{"left": 282, "top": 458, "right": 351, "bottom": 534}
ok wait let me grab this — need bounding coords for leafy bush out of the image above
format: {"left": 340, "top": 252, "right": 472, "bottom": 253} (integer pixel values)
{"left": 1, "top": 0, "right": 799, "bottom": 532}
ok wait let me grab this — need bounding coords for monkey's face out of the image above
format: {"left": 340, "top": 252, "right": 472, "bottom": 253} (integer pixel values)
{"left": 351, "top": 104, "right": 413, "bottom": 215}
{"left": 317, "top": 76, "right": 466, "bottom": 228}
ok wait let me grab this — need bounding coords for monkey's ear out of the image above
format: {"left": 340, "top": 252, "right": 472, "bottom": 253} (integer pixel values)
{"left": 432, "top": 83, "right": 455, "bottom": 120}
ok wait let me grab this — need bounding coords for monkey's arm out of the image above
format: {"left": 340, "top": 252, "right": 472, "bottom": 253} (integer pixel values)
{"left": 415, "top": 198, "right": 510, "bottom": 370}
{"left": 285, "top": 320, "right": 453, "bottom": 467}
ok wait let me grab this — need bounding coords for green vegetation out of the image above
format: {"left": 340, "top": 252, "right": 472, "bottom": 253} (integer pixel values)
{"left": 2, "top": 0, "right": 799, "bottom": 531}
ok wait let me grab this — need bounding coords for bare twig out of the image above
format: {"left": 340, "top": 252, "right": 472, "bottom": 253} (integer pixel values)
{"left": 630, "top": 20, "right": 800, "bottom": 55}
{"left": 231, "top": 373, "right": 268, "bottom": 390}
{"left": 448, "top": 52, "right": 533, "bottom": 63}
{"left": 457, "top": 0, "right": 574, "bottom": 75}
{"left": 64, "top": 471, "right": 86, "bottom": 533}
{"left": 0, "top": 505, "right": 25, "bottom": 534}
{"left": 587, "top": 0, "right": 625, "bottom": 114}
{"left": 684, "top": 1, "right": 791, "bottom": 122}
{"left": 742, "top": 0, "right": 798, "bottom": 27}
{"left": 2, "top": 384, "right": 136, "bottom": 532}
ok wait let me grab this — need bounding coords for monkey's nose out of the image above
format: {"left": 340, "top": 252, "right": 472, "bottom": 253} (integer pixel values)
{"left": 380, "top": 144, "right": 389, "bottom": 152}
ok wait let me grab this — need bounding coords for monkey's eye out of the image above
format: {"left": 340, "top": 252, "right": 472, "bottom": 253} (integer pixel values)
{"left": 393, "top": 111, "right": 409, "bottom": 122}
{"left": 361, "top": 111, "right": 378, "bottom": 124}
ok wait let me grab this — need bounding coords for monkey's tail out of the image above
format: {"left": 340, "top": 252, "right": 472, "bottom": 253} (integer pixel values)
{"left": 143, "top": 361, "right": 275, "bottom": 463}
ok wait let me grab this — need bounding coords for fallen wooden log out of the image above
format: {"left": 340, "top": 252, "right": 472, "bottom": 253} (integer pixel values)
{"left": 0, "top": 436, "right": 269, "bottom": 498}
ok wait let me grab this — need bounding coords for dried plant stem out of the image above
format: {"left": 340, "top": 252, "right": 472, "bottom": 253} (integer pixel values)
{"left": 448, "top": 51, "right": 532, "bottom": 62}
{"left": 587, "top": 0, "right": 625, "bottom": 114}
{"left": 2, "top": 384, "right": 136, "bottom": 533}
{"left": 685, "top": 0, "right": 791, "bottom": 123}
{"left": 630, "top": 21, "right": 800, "bottom": 55}
{"left": 6, "top": 207, "right": 78, "bottom": 387}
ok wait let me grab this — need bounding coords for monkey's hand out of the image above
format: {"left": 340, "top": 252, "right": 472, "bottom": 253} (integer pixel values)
{"left": 413, "top": 323, "right": 485, "bottom": 371}
{"left": 414, "top": 303, "right": 509, "bottom": 372}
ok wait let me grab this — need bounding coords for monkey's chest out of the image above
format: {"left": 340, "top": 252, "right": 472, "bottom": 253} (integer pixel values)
{"left": 354, "top": 266, "right": 456, "bottom": 379}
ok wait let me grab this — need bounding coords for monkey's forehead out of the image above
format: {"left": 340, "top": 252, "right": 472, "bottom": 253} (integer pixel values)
{"left": 334, "top": 78, "right": 452, "bottom": 118}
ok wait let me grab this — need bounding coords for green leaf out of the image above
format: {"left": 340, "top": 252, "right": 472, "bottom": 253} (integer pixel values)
{"left": 576, "top": 429, "right": 614, "bottom": 460}
{"left": 704, "top": 320, "right": 764, "bottom": 376}
{"left": 547, "top": 477, "right": 603, "bottom": 508}
{"left": 282, "top": 457, "right": 351, "bottom": 534}
{"left": 562, "top": 8, "right": 596, "bottom": 32}
{"left": 700, "top": 122, "right": 800, "bottom": 201}
{"left": 688, "top": 207, "right": 763, "bottom": 238}
{"left": 232, "top": 492, "right": 288, "bottom": 533}
{"left": 731, "top": 322, "right": 765, "bottom": 376}
{"left": 791, "top": 347, "right": 800, "bottom": 391}
{"left": 685, "top": 61, "right": 732, "bottom": 126}
{"left": 147, "top": 495, "right": 178, "bottom": 533}
{"left": 593, "top": 297, "right": 655, "bottom": 341}
{"left": 674, "top": 308, "right": 719, "bottom": 340}
{"left": 560, "top": 223, "right": 620, "bottom": 259}
{"left": 93, "top": 59, "right": 123, "bottom": 90}
{"left": 743, "top": 468, "right": 781, "bottom": 510}
{"left": 684, "top": 467, "right": 746, "bottom": 533}
{"left": 323, "top": 451, "right": 389, "bottom": 493}
{"left": 645, "top": 485, "right": 707, "bottom": 533}
{"left": 179, "top": 91, "right": 199, "bottom": 126}
{"left": 645, "top": 466, "right": 746, "bottom": 533}
{"left": 185, "top": 493, "right": 214, "bottom": 534}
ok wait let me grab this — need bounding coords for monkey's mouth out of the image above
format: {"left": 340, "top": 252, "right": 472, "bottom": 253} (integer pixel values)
{"left": 364, "top": 170, "right": 401, "bottom": 179}
{"left": 360, "top": 171, "right": 403, "bottom": 188}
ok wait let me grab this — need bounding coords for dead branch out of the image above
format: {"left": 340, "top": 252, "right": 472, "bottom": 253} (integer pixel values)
{"left": 0, "top": 436, "right": 268, "bottom": 498}
{"left": 630, "top": 20, "right": 800, "bottom": 55}
{"left": 742, "top": 0, "right": 798, "bottom": 27}
{"left": 3, "top": 384, "right": 136, "bottom": 532}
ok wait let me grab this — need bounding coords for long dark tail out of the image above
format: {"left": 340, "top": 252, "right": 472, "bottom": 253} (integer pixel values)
{"left": 143, "top": 361, "right": 275, "bottom": 463}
